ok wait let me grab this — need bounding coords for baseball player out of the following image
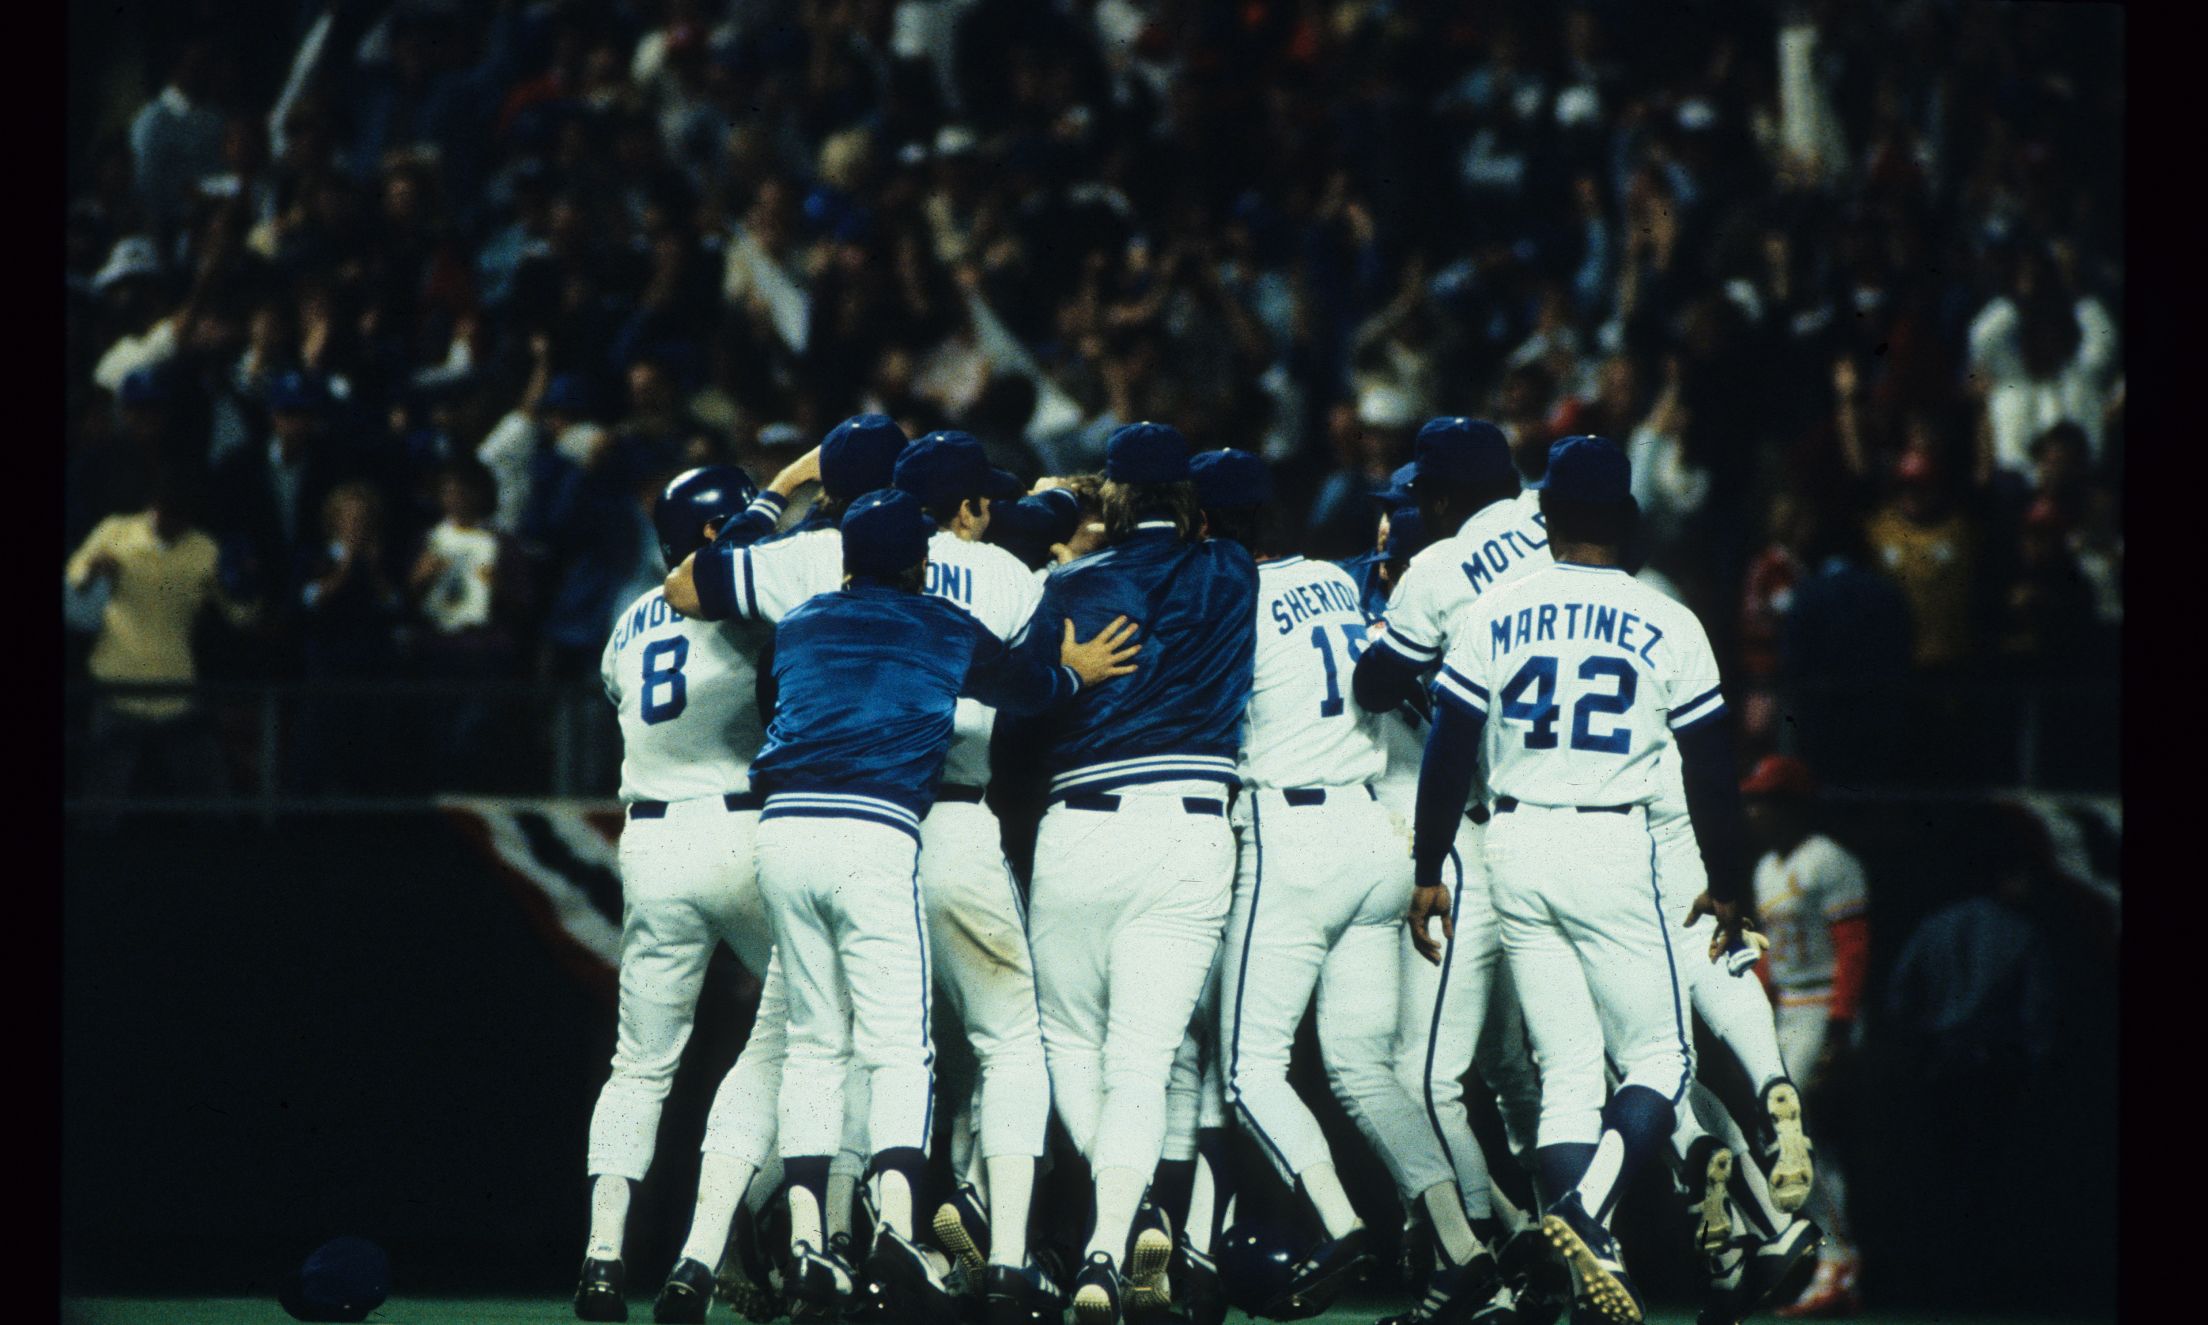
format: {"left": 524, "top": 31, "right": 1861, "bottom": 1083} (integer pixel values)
{"left": 738, "top": 489, "right": 1140, "bottom": 1319}
{"left": 1742, "top": 756, "right": 1868, "bottom": 1319}
{"left": 668, "top": 412, "right": 913, "bottom": 1257}
{"left": 1189, "top": 448, "right": 1512, "bottom": 1324}
{"left": 577, "top": 466, "right": 793, "bottom": 1325}
{"left": 1008, "top": 422, "right": 1258, "bottom": 1325}
{"left": 1411, "top": 436, "right": 1758, "bottom": 1325}
{"left": 668, "top": 429, "right": 1072, "bottom": 1323}
{"left": 1348, "top": 420, "right": 1555, "bottom": 1321}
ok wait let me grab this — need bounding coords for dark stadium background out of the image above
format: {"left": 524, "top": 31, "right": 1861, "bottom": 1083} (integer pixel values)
{"left": 65, "top": 1, "right": 2119, "bottom": 1318}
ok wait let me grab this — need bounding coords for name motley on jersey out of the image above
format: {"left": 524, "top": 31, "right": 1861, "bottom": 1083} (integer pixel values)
{"left": 611, "top": 592, "right": 685, "bottom": 651}
{"left": 1487, "top": 600, "right": 1665, "bottom": 664}
{"left": 1457, "top": 528, "right": 1549, "bottom": 595}
{"left": 1269, "top": 577, "right": 1362, "bottom": 633}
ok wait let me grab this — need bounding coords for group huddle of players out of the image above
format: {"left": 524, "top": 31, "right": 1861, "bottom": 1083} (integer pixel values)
{"left": 570, "top": 412, "right": 1872, "bottom": 1325}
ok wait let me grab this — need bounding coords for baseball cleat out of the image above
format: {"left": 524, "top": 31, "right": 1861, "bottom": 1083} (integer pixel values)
{"left": 1126, "top": 1198, "right": 1175, "bottom": 1311}
{"left": 1372, "top": 1249, "right": 1509, "bottom": 1324}
{"left": 1776, "top": 1249, "right": 1860, "bottom": 1318}
{"left": 933, "top": 1180, "right": 993, "bottom": 1278}
{"left": 1719, "top": 1217, "right": 1823, "bottom": 1322}
{"left": 1540, "top": 1194, "right": 1641, "bottom": 1325}
{"left": 1176, "top": 1237, "right": 1225, "bottom": 1325}
{"left": 1073, "top": 1251, "right": 1125, "bottom": 1325}
{"left": 1687, "top": 1139, "right": 1737, "bottom": 1256}
{"left": 1265, "top": 1227, "right": 1376, "bottom": 1318}
{"left": 575, "top": 1256, "right": 628, "bottom": 1322}
{"left": 784, "top": 1238, "right": 855, "bottom": 1320}
{"left": 1759, "top": 1081, "right": 1816, "bottom": 1213}
{"left": 984, "top": 1261, "right": 1067, "bottom": 1325}
{"left": 865, "top": 1226, "right": 960, "bottom": 1325}
{"left": 651, "top": 1257, "right": 714, "bottom": 1324}
{"left": 715, "top": 1204, "right": 785, "bottom": 1321}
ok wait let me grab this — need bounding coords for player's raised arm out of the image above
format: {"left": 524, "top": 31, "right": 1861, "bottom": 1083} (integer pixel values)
{"left": 965, "top": 614, "right": 1139, "bottom": 715}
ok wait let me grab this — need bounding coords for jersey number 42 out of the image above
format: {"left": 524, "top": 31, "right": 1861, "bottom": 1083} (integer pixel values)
{"left": 1497, "top": 654, "right": 1637, "bottom": 753}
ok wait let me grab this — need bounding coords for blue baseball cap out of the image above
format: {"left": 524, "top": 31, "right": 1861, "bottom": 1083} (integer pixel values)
{"left": 1374, "top": 461, "right": 1419, "bottom": 506}
{"left": 277, "top": 1235, "right": 389, "bottom": 1322}
{"left": 118, "top": 367, "right": 172, "bottom": 408}
{"left": 1529, "top": 434, "right": 1632, "bottom": 504}
{"left": 1383, "top": 504, "right": 1427, "bottom": 560}
{"left": 539, "top": 374, "right": 593, "bottom": 416}
{"left": 984, "top": 494, "right": 1078, "bottom": 569}
{"left": 267, "top": 372, "right": 330, "bottom": 416}
{"left": 820, "top": 414, "right": 909, "bottom": 500}
{"left": 1030, "top": 486, "right": 1082, "bottom": 528}
{"left": 1105, "top": 421, "right": 1191, "bottom": 484}
{"left": 893, "top": 430, "right": 1024, "bottom": 510}
{"left": 840, "top": 488, "right": 935, "bottom": 578}
{"left": 1412, "top": 417, "right": 1513, "bottom": 487}
{"left": 1190, "top": 448, "right": 1271, "bottom": 510}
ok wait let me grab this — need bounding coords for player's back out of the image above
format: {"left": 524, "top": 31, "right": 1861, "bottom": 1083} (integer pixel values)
{"left": 1024, "top": 523, "right": 1258, "bottom": 795}
{"left": 1755, "top": 832, "right": 1868, "bottom": 989}
{"left": 921, "top": 531, "right": 1045, "bottom": 787}
{"left": 1242, "top": 556, "right": 1383, "bottom": 789}
{"left": 1374, "top": 494, "right": 1551, "bottom": 668}
{"left": 601, "top": 586, "right": 772, "bottom": 803}
{"left": 1436, "top": 562, "right": 1724, "bottom": 810}
{"left": 750, "top": 587, "right": 987, "bottom": 817}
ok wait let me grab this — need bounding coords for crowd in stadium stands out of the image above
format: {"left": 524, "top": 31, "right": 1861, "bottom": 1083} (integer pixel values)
{"left": 66, "top": 1, "right": 2121, "bottom": 793}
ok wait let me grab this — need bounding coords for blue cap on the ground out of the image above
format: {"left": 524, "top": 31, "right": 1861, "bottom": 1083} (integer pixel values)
{"left": 1190, "top": 448, "right": 1272, "bottom": 510}
{"left": 1529, "top": 434, "right": 1632, "bottom": 505}
{"left": 840, "top": 488, "right": 935, "bottom": 578}
{"left": 1105, "top": 421, "right": 1191, "bottom": 484}
{"left": 277, "top": 1236, "right": 389, "bottom": 1322}
{"left": 820, "top": 414, "right": 909, "bottom": 500}
{"left": 894, "top": 431, "right": 1024, "bottom": 510}
{"left": 1412, "top": 417, "right": 1513, "bottom": 487}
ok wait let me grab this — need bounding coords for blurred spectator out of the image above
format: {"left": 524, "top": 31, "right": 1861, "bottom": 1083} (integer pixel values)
{"left": 1865, "top": 450, "right": 1981, "bottom": 671}
{"left": 1305, "top": 387, "right": 1413, "bottom": 558}
{"left": 1966, "top": 247, "right": 2119, "bottom": 480}
{"left": 65, "top": 471, "right": 256, "bottom": 800}
{"left": 129, "top": 42, "right": 229, "bottom": 239}
{"left": 412, "top": 459, "right": 522, "bottom": 673}
{"left": 211, "top": 372, "right": 355, "bottom": 622}
{"left": 301, "top": 481, "right": 405, "bottom": 677}
{"left": 1779, "top": 508, "right": 1912, "bottom": 782}
{"left": 1991, "top": 499, "right": 2101, "bottom": 680}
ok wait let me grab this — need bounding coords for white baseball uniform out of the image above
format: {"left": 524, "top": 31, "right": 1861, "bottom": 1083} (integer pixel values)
{"left": 1217, "top": 555, "right": 1456, "bottom": 1204}
{"left": 714, "top": 527, "right": 1057, "bottom": 1169}
{"left": 1434, "top": 563, "right": 1727, "bottom": 1145}
{"left": 589, "top": 588, "right": 785, "bottom": 1185}
{"left": 1370, "top": 495, "right": 1554, "bottom": 1212}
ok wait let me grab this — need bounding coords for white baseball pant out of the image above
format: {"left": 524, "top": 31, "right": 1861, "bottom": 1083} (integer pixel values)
{"left": 589, "top": 796, "right": 774, "bottom": 1181}
{"left": 1488, "top": 803, "right": 1695, "bottom": 1150}
{"left": 757, "top": 814, "right": 936, "bottom": 1162}
{"left": 1029, "top": 783, "right": 1234, "bottom": 1175}
{"left": 1220, "top": 786, "right": 1455, "bottom": 1200}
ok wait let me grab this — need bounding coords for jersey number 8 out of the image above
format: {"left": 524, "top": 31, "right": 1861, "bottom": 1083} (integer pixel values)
{"left": 641, "top": 637, "right": 689, "bottom": 724}
{"left": 1497, "top": 654, "right": 1637, "bottom": 753}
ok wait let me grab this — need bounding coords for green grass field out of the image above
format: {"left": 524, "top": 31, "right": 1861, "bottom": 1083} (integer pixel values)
{"left": 58, "top": 1301, "right": 2108, "bottom": 1325}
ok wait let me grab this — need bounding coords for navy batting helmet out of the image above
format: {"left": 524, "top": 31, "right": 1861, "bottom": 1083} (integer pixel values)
{"left": 1218, "top": 1222, "right": 1303, "bottom": 1319}
{"left": 655, "top": 465, "right": 759, "bottom": 569}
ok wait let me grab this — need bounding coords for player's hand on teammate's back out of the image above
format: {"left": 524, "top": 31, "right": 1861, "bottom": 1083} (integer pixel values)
{"left": 1407, "top": 883, "right": 1453, "bottom": 965}
{"left": 1060, "top": 615, "right": 1142, "bottom": 686}
{"left": 1685, "top": 890, "right": 1767, "bottom": 965}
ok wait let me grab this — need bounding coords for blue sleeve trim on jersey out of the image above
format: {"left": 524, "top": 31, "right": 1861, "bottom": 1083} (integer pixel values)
{"left": 1439, "top": 665, "right": 1488, "bottom": 700}
{"left": 712, "top": 493, "right": 788, "bottom": 550}
{"left": 1377, "top": 628, "right": 1441, "bottom": 663}
{"left": 1414, "top": 701, "right": 1485, "bottom": 891}
{"left": 1669, "top": 690, "right": 1726, "bottom": 732}
{"left": 1433, "top": 669, "right": 1490, "bottom": 716}
{"left": 1669, "top": 684, "right": 1723, "bottom": 728}
{"left": 694, "top": 541, "right": 740, "bottom": 620}
{"left": 739, "top": 546, "right": 759, "bottom": 618}
{"left": 1352, "top": 636, "right": 1427, "bottom": 714}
